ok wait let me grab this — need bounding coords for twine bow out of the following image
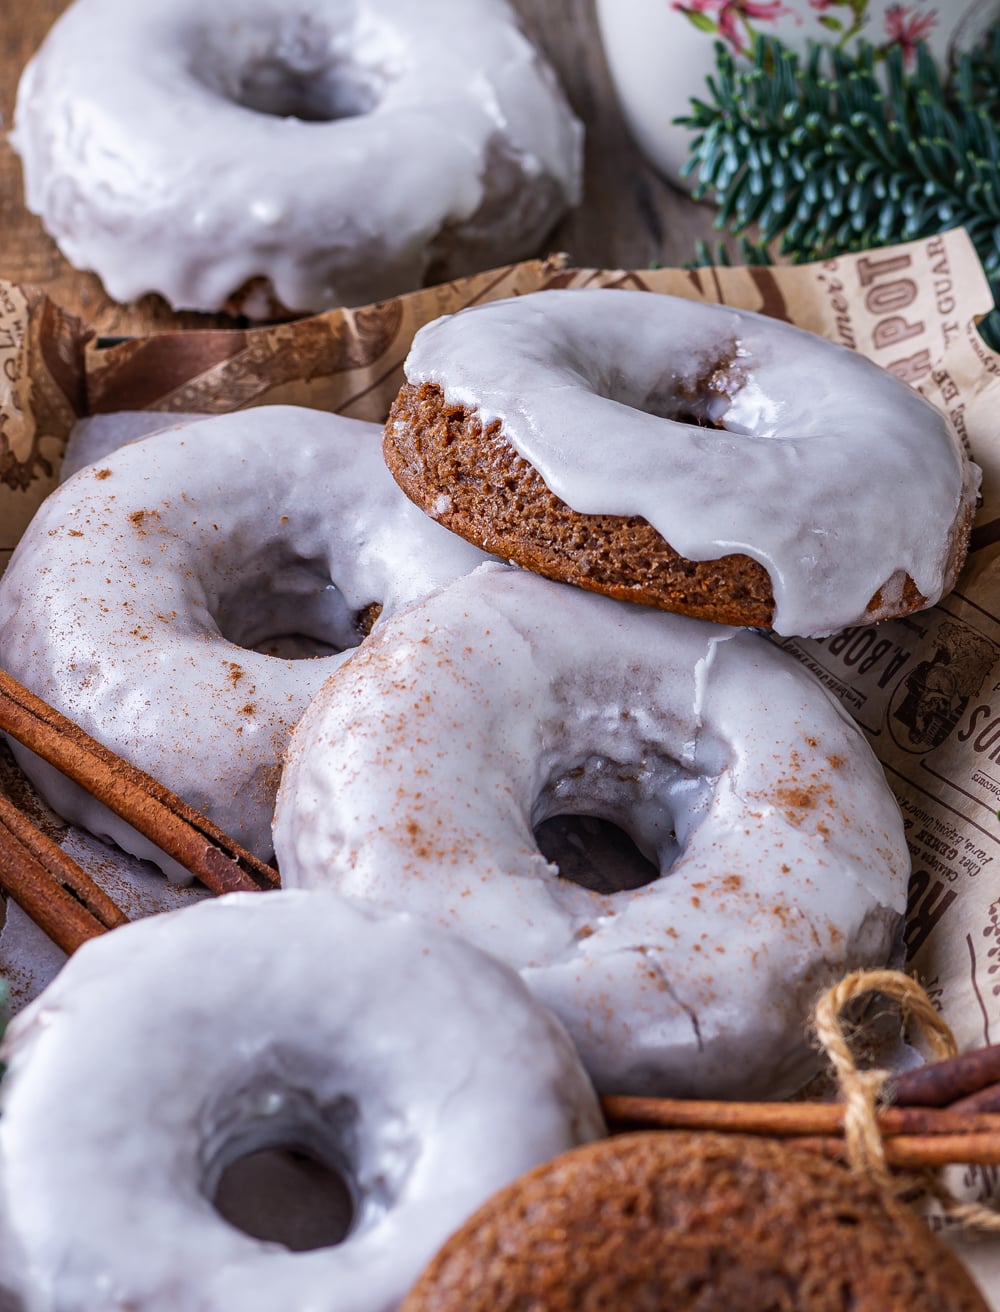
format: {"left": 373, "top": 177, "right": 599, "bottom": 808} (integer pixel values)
{"left": 812, "top": 968, "right": 1000, "bottom": 1230}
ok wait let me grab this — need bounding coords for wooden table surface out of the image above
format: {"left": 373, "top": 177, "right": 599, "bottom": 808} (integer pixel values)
{"left": 0, "top": 0, "right": 719, "bottom": 337}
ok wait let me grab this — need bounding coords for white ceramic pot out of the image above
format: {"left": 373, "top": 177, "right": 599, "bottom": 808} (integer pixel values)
{"left": 596, "top": 0, "right": 1000, "bottom": 190}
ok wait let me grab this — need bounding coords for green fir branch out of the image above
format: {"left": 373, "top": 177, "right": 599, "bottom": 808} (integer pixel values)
{"left": 961, "top": 24, "right": 1000, "bottom": 119}
{"left": 692, "top": 236, "right": 773, "bottom": 268}
{"left": 679, "top": 30, "right": 1000, "bottom": 349}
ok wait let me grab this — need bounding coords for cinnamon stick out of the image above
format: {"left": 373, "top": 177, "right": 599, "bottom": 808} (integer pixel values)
{"left": 600, "top": 1095, "right": 1000, "bottom": 1141}
{"left": 787, "top": 1134, "right": 1000, "bottom": 1169}
{"left": 601, "top": 1100, "right": 1000, "bottom": 1168}
{"left": 946, "top": 1083, "right": 1000, "bottom": 1115}
{"left": 0, "top": 790, "right": 127, "bottom": 934}
{"left": 892, "top": 1045, "right": 1000, "bottom": 1108}
{"left": 0, "top": 669, "right": 278, "bottom": 895}
{"left": 0, "top": 807, "right": 110, "bottom": 953}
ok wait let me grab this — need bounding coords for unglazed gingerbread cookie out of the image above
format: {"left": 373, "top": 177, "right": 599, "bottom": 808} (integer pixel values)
{"left": 401, "top": 1132, "right": 990, "bottom": 1312}
{"left": 387, "top": 288, "right": 979, "bottom": 638}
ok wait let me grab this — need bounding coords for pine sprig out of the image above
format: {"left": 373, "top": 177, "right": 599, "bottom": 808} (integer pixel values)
{"left": 680, "top": 31, "right": 1000, "bottom": 346}
{"left": 961, "top": 25, "right": 1000, "bottom": 118}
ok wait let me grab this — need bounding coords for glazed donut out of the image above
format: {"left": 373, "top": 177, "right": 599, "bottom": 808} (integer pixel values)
{"left": 402, "top": 1132, "right": 990, "bottom": 1312}
{"left": 0, "top": 407, "right": 489, "bottom": 879}
{"left": 60, "top": 411, "right": 205, "bottom": 482}
{"left": 273, "top": 564, "right": 909, "bottom": 1098}
{"left": 386, "top": 288, "right": 979, "bottom": 637}
{"left": 13, "top": 0, "right": 581, "bottom": 314}
{"left": 0, "top": 891, "right": 604, "bottom": 1312}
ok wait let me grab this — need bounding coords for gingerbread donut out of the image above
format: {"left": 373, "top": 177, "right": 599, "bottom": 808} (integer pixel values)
{"left": 402, "top": 1133, "right": 989, "bottom": 1312}
{"left": 13, "top": 0, "right": 582, "bottom": 314}
{"left": 387, "top": 288, "right": 979, "bottom": 637}
{"left": 0, "top": 891, "right": 604, "bottom": 1312}
{"left": 274, "top": 564, "right": 908, "bottom": 1098}
{"left": 0, "top": 407, "right": 489, "bottom": 879}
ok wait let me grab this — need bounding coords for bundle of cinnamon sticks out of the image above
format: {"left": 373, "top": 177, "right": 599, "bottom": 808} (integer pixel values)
{"left": 0, "top": 667, "right": 276, "bottom": 954}
{"left": 605, "top": 1062, "right": 1000, "bottom": 1169}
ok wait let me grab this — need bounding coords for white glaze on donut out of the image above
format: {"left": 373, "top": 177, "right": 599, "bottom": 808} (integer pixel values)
{"left": 0, "top": 890, "right": 604, "bottom": 1312}
{"left": 60, "top": 411, "right": 206, "bottom": 482}
{"left": 402, "top": 289, "right": 980, "bottom": 637}
{"left": 13, "top": 0, "right": 582, "bottom": 313}
{"left": 0, "top": 407, "right": 490, "bottom": 878}
{"left": 274, "top": 564, "right": 909, "bottom": 1098}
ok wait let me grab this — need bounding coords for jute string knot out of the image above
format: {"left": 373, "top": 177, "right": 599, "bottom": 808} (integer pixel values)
{"left": 813, "top": 967, "right": 957, "bottom": 1190}
{"left": 812, "top": 968, "right": 1000, "bottom": 1231}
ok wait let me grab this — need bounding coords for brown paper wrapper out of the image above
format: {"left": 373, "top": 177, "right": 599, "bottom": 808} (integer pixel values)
{"left": 4, "top": 231, "right": 1000, "bottom": 1267}
{"left": 0, "top": 286, "right": 89, "bottom": 568}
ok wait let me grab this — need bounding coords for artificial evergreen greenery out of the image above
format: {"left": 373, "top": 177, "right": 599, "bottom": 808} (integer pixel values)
{"left": 680, "top": 30, "right": 1000, "bottom": 345}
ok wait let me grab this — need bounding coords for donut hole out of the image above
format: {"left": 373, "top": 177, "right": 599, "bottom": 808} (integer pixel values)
{"left": 636, "top": 390, "right": 730, "bottom": 429}
{"left": 214, "top": 1146, "right": 354, "bottom": 1252}
{"left": 191, "top": 17, "right": 386, "bottom": 123}
{"left": 533, "top": 755, "right": 713, "bottom": 895}
{"left": 596, "top": 347, "right": 745, "bottom": 429}
{"left": 213, "top": 555, "right": 379, "bottom": 659}
{"left": 534, "top": 814, "right": 659, "bottom": 894}
{"left": 232, "top": 56, "right": 380, "bottom": 122}
{"left": 206, "top": 1089, "right": 361, "bottom": 1253}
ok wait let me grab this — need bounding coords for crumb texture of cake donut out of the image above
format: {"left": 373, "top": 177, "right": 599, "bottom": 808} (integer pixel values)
{"left": 274, "top": 564, "right": 908, "bottom": 1098}
{"left": 0, "top": 891, "right": 604, "bottom": 1312}
{"left": 13, "top": 0, "right": 582, "bottom": 315}
{"left": 389, "top": 288, "right": 980, "bottom": 637}
{"left": 0, "top": 407, "right": 490, "bottom": 879}
{"left": 401, "top": 1132, "right": 990, "bottom": 1312}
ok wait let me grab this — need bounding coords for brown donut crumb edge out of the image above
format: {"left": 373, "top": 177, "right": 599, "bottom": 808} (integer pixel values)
{"left": 385, "top": 382, "right": 944, "bottom": 630}
{"left": 401, "top": 1131, "right": 990, "bottom": 1312}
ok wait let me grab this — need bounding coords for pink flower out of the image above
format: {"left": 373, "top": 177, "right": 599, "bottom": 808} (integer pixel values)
{"left": 884, "top": 4, "right": 937, "bottom": 61}
{"left": 672, "top": 0, "right": 795, "bottom": 52}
